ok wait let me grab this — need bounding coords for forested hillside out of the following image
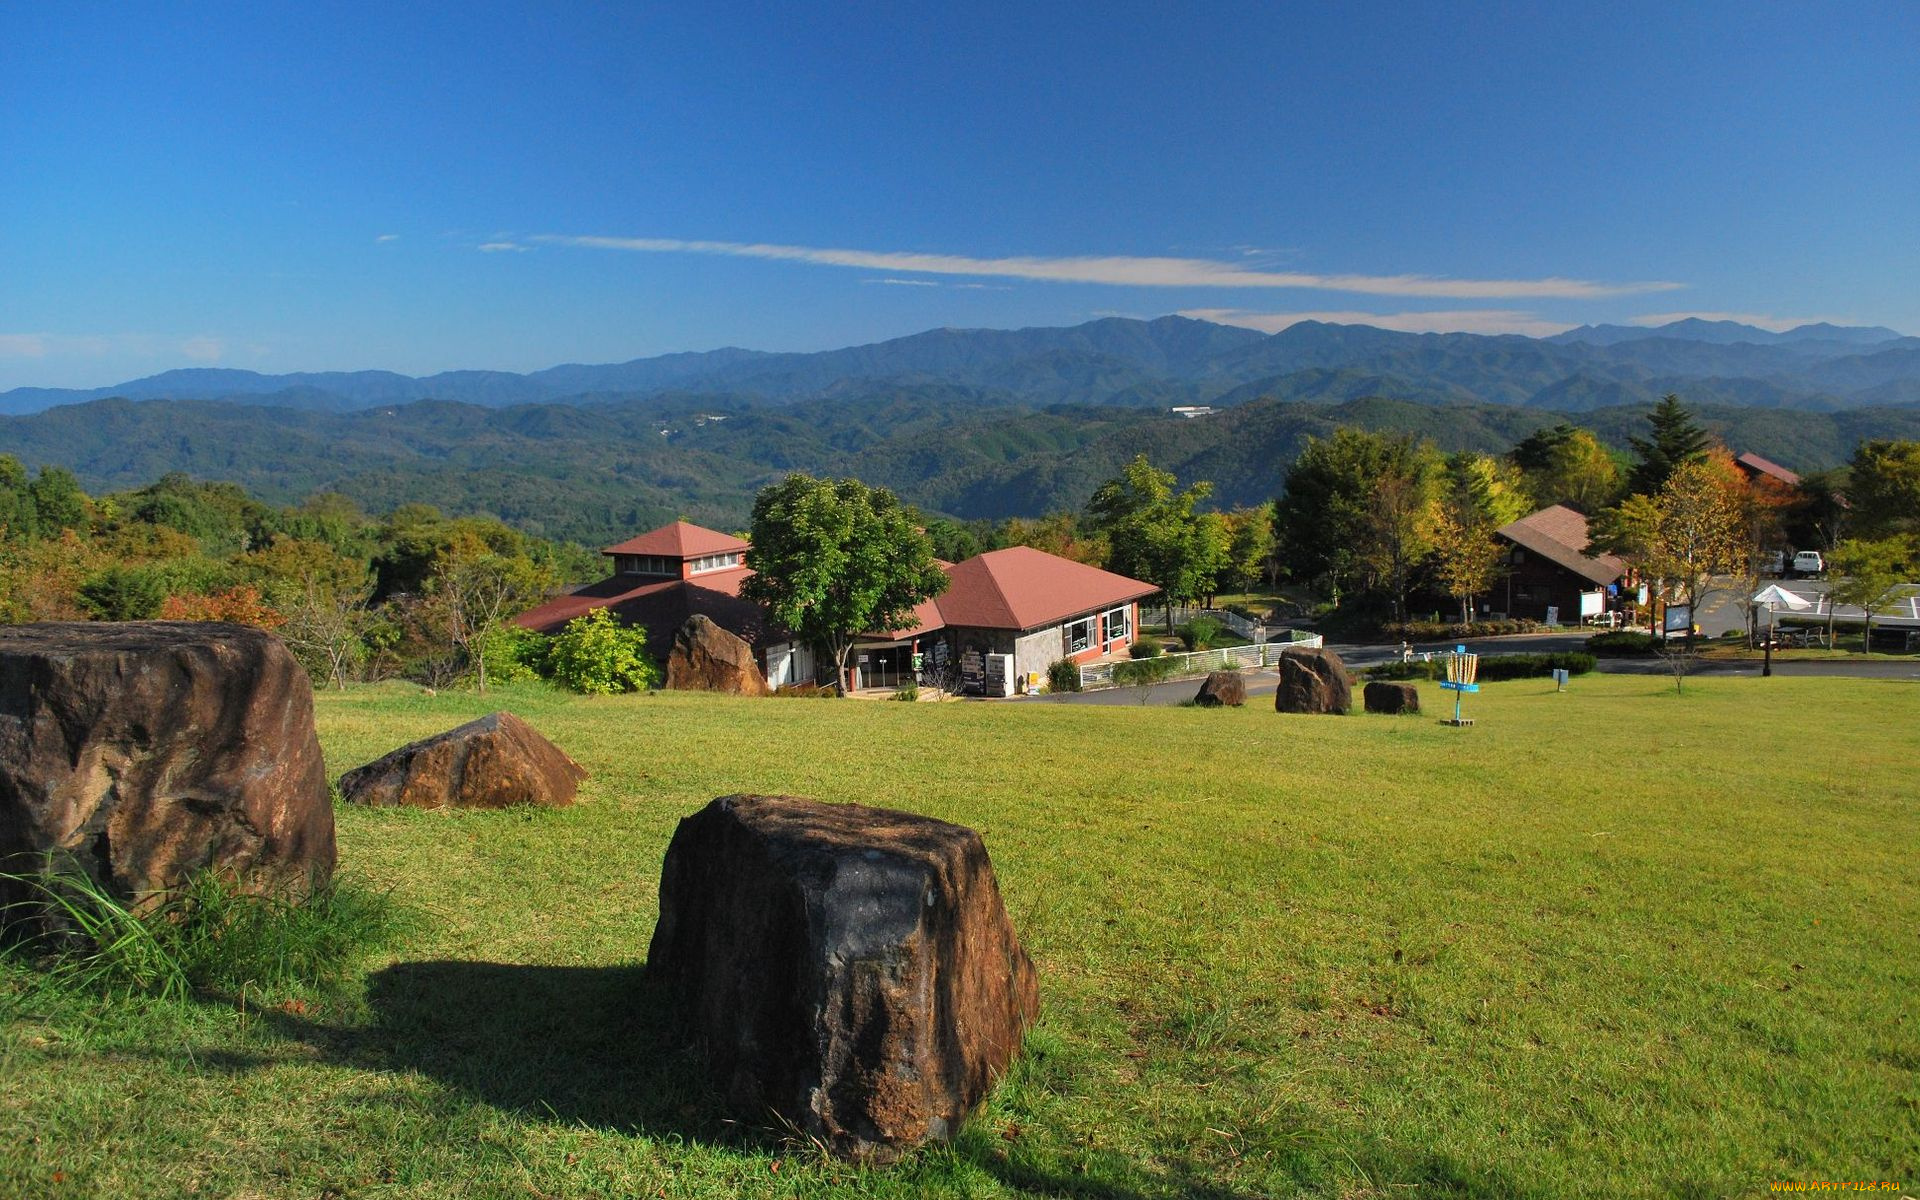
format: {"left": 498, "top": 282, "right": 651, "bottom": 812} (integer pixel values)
{"left": 5, "top": 387, "right": 1919, "bottom": 544}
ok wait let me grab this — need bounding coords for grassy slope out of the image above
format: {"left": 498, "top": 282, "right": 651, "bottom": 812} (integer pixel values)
{"left": 3, "top": 676, "right": 1916, "bottom": 1199}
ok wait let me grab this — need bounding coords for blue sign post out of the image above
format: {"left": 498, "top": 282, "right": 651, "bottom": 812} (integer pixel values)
{"left": 1439, "top": 644, "right": 1479, "bottom": 727}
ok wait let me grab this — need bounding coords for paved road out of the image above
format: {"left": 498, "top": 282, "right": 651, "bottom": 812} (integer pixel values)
{"left": 1030, "top": 631, "right": 1920, "bottom": 706}
{"left": 1695, "top": 576, "right": 1920, "bottom": 639}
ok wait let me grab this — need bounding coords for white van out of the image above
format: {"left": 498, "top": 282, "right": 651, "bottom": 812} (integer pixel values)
{"left": 1792, "top": 550, "right": 1825, "bottom": 577}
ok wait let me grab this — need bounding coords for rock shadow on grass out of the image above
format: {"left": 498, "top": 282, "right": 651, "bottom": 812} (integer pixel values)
{"left": 271, "top": 960, "right": 727, "bottom": 1140}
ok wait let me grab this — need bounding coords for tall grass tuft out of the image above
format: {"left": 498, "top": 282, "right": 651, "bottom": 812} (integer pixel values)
{"left": 1, "top": 867, "right": 402, "bottom": 1002}
{"left": 0, "top": 869, "right": 191, "bottom": 1000}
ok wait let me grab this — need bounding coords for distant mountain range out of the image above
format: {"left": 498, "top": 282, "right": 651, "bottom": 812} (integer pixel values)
{"left": 4, "top": 315, "right": 1916, "bottom": 417}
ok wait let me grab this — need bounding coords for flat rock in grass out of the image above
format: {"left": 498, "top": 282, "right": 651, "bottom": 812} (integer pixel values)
{"left": 648, "top": 794, "right": 1039, "bottom": 1162}
{"left": 665, "top": 615, "right": 771, "bottom": 697}
{"left": 337, "top": 711, "right": 586, "bottom": 810}
{"left": 1276, "top": 647, "right": 1352, "bottom": 715}
{"left": 0, "top": 621, "right": 336, "bottom": 926}
{"left": 1364, "top": 680, "right": 1421, "bottom": 715}
{"left": 1193, "top": 670, "right": 1247, "bottom": 707}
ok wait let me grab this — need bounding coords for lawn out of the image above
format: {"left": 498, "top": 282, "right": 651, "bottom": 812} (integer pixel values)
{"left": 4, "top": 674, "right": 1917, "bottom": 1198}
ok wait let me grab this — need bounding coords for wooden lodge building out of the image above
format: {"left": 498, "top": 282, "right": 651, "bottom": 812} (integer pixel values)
{"left": 515, "top": 520, "right": 1157, "bottom": 693}
{"left": 1492, "top": 504, "right": 1629, "bottom": 624}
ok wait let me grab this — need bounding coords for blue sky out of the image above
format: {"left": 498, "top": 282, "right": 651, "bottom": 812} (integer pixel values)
{"left": 3, "top": 2, "right": 1916, "bottom": 388}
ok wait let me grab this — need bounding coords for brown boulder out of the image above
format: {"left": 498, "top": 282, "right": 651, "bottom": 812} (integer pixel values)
{"left": 0, "top": 622, "right": 336, "bottom": 927}
{"left": 1193, "top": 670, "right": 1247, "bottom": 707}
{"left": 1364, "top": 680, "right": 1421, "bottom": 715}
{"left": 337, "top": 711, "right": 585, "bottom": 810}
{"left": 665, "top": 615, "right": 771, "bottom": 696}
{"left": 1276, "top": 647, "right": 1352, "bottom": 714}
{"left": 648, "top": 794, "right": 1039, "bottom": 1162}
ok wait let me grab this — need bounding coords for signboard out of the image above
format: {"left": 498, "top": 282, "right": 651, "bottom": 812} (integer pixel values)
{"left": 1579, "top": 590, "right": 1605, "bottom": 617}
{"left": 1544, "top": 605, "right": 1559, "bottom": 627}
{"left": 1663, "top": 603, "right": 1692, "bottom": 634}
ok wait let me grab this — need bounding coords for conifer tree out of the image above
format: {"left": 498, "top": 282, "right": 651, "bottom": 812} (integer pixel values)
{"left": 1626, "top": 395, "right": 1711, "bottom": 495}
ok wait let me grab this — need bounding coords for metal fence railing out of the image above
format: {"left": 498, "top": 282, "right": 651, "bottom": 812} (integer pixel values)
{"left": 1078, "top": 632, "right": 1322, "bottom": 689}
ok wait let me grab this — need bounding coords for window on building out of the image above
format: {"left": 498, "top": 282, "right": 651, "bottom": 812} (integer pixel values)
{"left": 1103, "top": 605, "right": 1131, "bottom": 644}
{"left": 620, "top": 554, "right": 676, "bottom": 576}
{"left": 1063, "top": 615, "right": 1095, "bottom": 655}
{"left": 690, "top": 551, "right": 743, "bottom": 573}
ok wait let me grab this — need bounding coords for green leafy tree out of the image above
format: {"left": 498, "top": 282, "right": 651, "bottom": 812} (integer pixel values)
{"left": 1626, "top": 395, "right": 1711, "bottom": 496}
{"left": 1085, "top": 455, "right": 1217, "bottom": 625}
{"left": 1215, "top": 503, "right": 1277, "bottom": 596}
{"left": 740, "top": 474, "right": 948, "bottom": 694}
{"left": 1826, "top": 536, "right": 1917, "bottom": 651}
{"left": 1429, "top": 507, "right": 1506, "bottom": 624}
{"left": 921, "top": 516, "right": 983, "bottom": 563}
{"left": 1593, "top": 457, "right": 1747, "bottom": 646}
{"left": 27, "top": 465, "right": 90, "bottom": 535}
{"left": 1275, "top": 430, "right": 1437, "bottom": 607}
{"left": 1847, "top": 440, "right": 1920, "bottom": 539}
{"left": 1442, "top": 451, "right": 1532, "bottom": 528}
{"left": 0, "top": 455, "right": 39, "bottom": 540}
{"left": 1356, "top": 462, "right": 1441, "bottom": 623}
{"left": 1509, "top": 424, "right": 1622, "bottom": 513}
{"left": 427, "top": 535, "right": 555, "bottom": 693}
{"left": 994, "top": 512, "right": 1106, "bottom": 565}
{"left": 1788, "top": 468, "right": 1851, "bottom": 552}
{"left": 545, "top": 608, "right": 658, "bottom": 694}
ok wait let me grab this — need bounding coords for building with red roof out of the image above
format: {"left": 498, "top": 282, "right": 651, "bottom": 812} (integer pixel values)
{"left": 515, "top": 520, "right": 1157, "bottom": 693}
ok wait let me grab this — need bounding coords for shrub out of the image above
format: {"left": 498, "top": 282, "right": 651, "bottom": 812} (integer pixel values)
{"left": 1178, "top": 616, "right": 1223, "bottom": 651}
{"left": 1047, "top": 659, "right": 1083, "bottom": 693}
{"left": 1382, "top": 618, "right": 1541, "bottom": 640}
{"left": 481, "top": 623, "right": 549, "bottom": 683}
{"left": 1587, "top": 631, "right": 1662, "bottom": 657}
{"left": 1474, "top": 652, "right": 1598, "bottom": 681}
{"left": 891, "top": 681, "right": 919, "bottom": 702}
{"left": 77, "top": 566, "right": 168, "bottom": 621}
{"left": 546, "top": 608, "right": 658, "bottom": 695}
{"left": 773, "top": 682, "right": 835, "bottom": 698}
{"left": 1366, "top": 660, "right": 1443, "bottom": 681}
{"left": 1113, "top": 657, "right": 1176, "bottom": 688}
{"left": 1129, "top": 639, "right": 1164, "bottom": 659}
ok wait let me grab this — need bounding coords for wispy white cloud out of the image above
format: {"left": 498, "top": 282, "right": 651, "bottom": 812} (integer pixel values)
{"left": 1629, "top": 310, "right": 1831, "bottom": 332}
{"left": 863, "top": 277, "right": 940, "bottom": 287}
{"left": 375, "top": 233, "right": 400, "bottom": 243}
{"left": 0, "top": 332, "right": 236, "bottom": 362}
{"left": 179, "top": 336, "right": 226, "bottom": 363}
{"left": 534, "top": 234, "right": 1682, "bottom": 300}
{"left": 478, "top": 241, "right": 530, "bottom": 253}
{"left": 1180, "top": 308, "right": 1578, "bottom": 337}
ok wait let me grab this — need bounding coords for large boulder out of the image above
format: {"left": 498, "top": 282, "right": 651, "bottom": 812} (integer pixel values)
{"left": 0, "top": 622, "right": 336, "bottom": 927}
{"left": 648, "top": 794, "right": 1039, "bottom": 1162}
{"left": 665, "top": 615, "right": 771, "bottom": 697}
{"left": 1276, "top": 647, "right": 1352, "bottom": 715}
{"left": 337, "top": 711, "right": 586, "bottom": 810}
{"left": 1364, "top": 680, "right": 1421, "bottom": 715}
{"left": 1193, "top": 670, "right": 1247, "bottom": 707}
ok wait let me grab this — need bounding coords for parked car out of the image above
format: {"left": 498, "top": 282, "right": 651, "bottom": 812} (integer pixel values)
{"left": 1760, "top": 550, "right": 1786, "bottom": 576}
{"left": 1792, "top": 550, "right": 1825, "bottom": 577}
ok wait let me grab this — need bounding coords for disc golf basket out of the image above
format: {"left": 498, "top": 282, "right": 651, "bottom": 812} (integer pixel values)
{"left": 1440, "top": 643, "right": 1479, "bottom": 726}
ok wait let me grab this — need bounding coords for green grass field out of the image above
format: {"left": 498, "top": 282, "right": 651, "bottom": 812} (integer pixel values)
{"left": 4, "top": 675, "right": 1917, "bottom": 1198}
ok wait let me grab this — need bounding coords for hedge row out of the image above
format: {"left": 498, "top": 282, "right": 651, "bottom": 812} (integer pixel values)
{"left": 1367, "top": 652, "right": 1597, "bottom": 682}
{"left": 1381, "top": 618, "right": 1542, "bottom": 640}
